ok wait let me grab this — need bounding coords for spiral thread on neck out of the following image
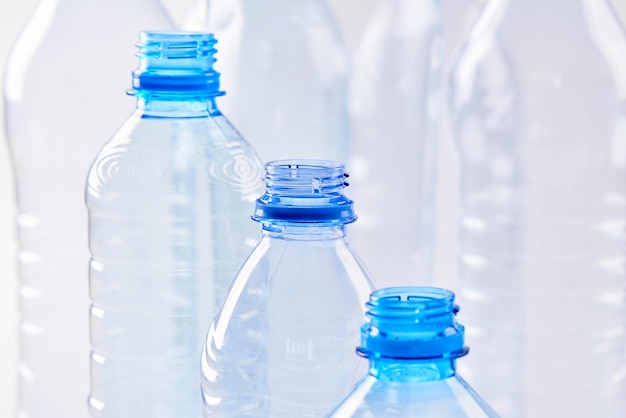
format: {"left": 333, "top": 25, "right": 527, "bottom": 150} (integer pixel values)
{"left": 130, "top": 31, "right": 225, "bottom": 97}
{"left": 358, "top": 287, "right": 468, "bottom": 361}
{"left": 253, "top": 160, "right": 356, "bottom": 225}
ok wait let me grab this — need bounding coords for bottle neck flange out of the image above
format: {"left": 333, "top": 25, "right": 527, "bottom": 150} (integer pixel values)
{"left": 128, "top": 31, "right": 225, "bottom": 99}
{"left": 358, "top": 287, "right": 468, "bottom": 362}
{"left": 253, "top": 160, "right": 357, "bottom": 226}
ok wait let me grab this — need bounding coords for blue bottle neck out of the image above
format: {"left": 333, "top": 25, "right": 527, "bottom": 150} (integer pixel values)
{"left": 135, "top": 96, "right": 221, "bottom": 118}
{"left": 369, "top": 358, "right": 457, "bottom": 382}
{"left": 261, "top": 224, "right": 346, "bottom": 241}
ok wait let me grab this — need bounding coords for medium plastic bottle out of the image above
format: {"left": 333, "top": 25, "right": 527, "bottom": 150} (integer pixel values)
{"left": 449, "top": 0, "right": 626, "bottom": 416}
{"left": 326, "top": 287, "right": 497, "bottom": 418}
{"left": 3, "top": 2, "right": 172, "bottom": 417}
{"left": 85, "top": 31, "right": 264, "bottom": 417}
{"left": 348, "top": 0, "right": 442, "bottom": 287}
{"left": 181, "top": 0, "right": 349, "bottom": 163}
{"left": 200, "top": 160, "right": 375, "bottom": 417}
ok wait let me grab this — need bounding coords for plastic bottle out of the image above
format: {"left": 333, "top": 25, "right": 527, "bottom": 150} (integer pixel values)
{"left": 3, "top": 2, "right": 173, "bottom": 417}
{"left": 348, "top": 0, "right": 442, "bottom": 287}
{"left": 181, "top": 0, "right": 349, "bottom": 163}
{"left": 449, "top": 1, "right": 626, "bottom": 416}
{"left": 326, "top": 287, "right": 498, "bottom": 418}
{"left": 200, "top": 160, "right": 375, "bottom": 417}
{"left": 85, "top": 31, "right": 264, "bottom": 417}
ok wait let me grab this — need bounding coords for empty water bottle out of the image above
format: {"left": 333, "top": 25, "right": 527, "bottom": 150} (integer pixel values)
{"left": 182, "top": 0, "right": 349, "bottom": 162}
{"left": 85, "top": 31, "right": 263, "bottom": 417}
{"left": 200, "top": 160, "right": 375, "bottom": 417}
{"left": 449, "top": 0, "right": 626, "bottom": 416}
{"left": 348, "top": 0, "right": 443, "bottom": 287}
{"left": 326, "top": 287, "right": 497, "bottom": 418}
{"left": 3, "top": 2, "right": 172, "bottom": 416}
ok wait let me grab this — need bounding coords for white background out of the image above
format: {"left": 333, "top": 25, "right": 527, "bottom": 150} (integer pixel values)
{"left": 2, "top": 0, "right": 626, "bottom": 416}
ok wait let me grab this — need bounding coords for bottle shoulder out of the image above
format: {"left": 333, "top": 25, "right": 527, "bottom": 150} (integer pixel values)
{"left": 85, "top": 110, "right": 264, "bottom": 203}
{"left": 207, "top": 234, "right": 374, "bottom": 341}
{"left": 329, "top": 374, "right": 497, "bottom": 418}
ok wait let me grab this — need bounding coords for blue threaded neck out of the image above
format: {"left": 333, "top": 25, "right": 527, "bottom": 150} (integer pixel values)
{"left": 252, "top": 160, "right": 356, "bottom": 225}
{"left": 129, "top": 31, "right": 225, "bottom": 98}
{"left": 358, "top": 287, "right": 468, "bottom": 361}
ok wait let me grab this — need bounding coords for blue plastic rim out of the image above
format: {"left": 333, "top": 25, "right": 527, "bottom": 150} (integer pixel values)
{"left": 358, "top": 286, "right": 468, "bottom": 361}
{"left": 129, "top": 31, "right": 225, "bottom": 97}
{"left": 252, "top": 160, "right": 357, "bottom": 225}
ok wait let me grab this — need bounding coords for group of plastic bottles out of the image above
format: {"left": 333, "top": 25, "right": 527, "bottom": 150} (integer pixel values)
{"left": 3, "top": 0, "right": 626, "bottom": 417}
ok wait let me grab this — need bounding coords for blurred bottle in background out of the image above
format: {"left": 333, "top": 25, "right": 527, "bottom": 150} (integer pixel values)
{"left": 201, "top": 160, "right": 374, "bottom": 417}
{"left": 348, "top": 0, "right": 443, "bottom": 287}
{"left": 182, "top": 0, "right": 349, "bottom": 163}
{"left": 326, "top": 286, "right": 497, "bottom": 418}
{"left": 449, "top": 0, "right": 626, "bottom": 416}
{"left": 86, "top": 31, "right": 263, "bottom": 417}
{"left": 3, "top": 1, "right": 173, "bottom": 416}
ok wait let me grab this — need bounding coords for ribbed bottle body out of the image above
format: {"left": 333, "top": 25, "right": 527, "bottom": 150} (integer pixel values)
{"left": 201, "top": 231, "right": 374, "bottom": 417}
{"left": 86, "top": 109, "right": 263, "bottom": 417}
{"left": 450, "top": 1, "right": 626, "bottom": 416}
{"left": 182, "top": 0, "right": 349, "bottom": 162}
{"left": 348, "top": 0, "right": 442, "bottom": 286}
{"left": 3, "top": 2, "right": 172, "bottom": 416}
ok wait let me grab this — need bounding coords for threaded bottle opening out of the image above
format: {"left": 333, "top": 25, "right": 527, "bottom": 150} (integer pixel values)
{"left": 253, "top": 160, "right": 356, "bottom": 225}
{"left": 358, "top": 287, "right": 468, "bottom": 361}
{"left": 130, "top": 31, "right": 225, "bottom": 97}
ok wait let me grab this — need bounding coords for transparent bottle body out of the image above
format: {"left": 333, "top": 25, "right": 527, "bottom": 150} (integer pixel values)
{"left": 86, "top": 99, "right": 264, "bottom": 417}
{"left": 449, "top": 1, "right": 626, "bottom": 416}
{"left": 327, "top": 360, "right": 497, "bottom": 418}
{"left": 3, "top": 1, "right": 173, "bottom": 417}
{"left": 348, "top": 0, "right": 442, "bottom": 287}
{"left": 182, "top": 0, "right": 349, "bottom": 163}
{"left": 201, "top": 226, "right": 375, "bottom": 417}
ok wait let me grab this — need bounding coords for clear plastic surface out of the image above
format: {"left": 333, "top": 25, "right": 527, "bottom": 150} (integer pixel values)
{"left": 182, "top": 0, "right": 349, "bottom": 163}
{"left": 201, "top": 160, "right": 375, "bottom": 418}
{"left": 326, "top": 287, "right": 497, "bottom": 418}
{"left": 449, "top": 0, "right": 626, "bottom": 416}
{"left": 85, "top": 32, "right": 264, "bottom": 418}
{"left": 348, "top": 0, "right": 442, "bottom": 287}
{"left": 3, "top": 2, "right": 173, "bottom": 417}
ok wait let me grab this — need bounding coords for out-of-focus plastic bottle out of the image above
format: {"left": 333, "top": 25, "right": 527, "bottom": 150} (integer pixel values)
{"left": 326, "top": 286, "right": 498, "bottom": 418}
{"left": 200, "top": 160, "right": 375, "bottom": 417}
{"left": 348, "top": 0, "right": 443, "bottom": 287}
{"left": 3, "top": 2, "right": 173, "bottom": 417}
{"left": 85, "top": 31, "right": 264, "bottom": 417}
{"left": 449, "top": 1, "right": 626, "bottom": 416}
{"left": 181, "top": 0, "right": 349, "bottom": 163}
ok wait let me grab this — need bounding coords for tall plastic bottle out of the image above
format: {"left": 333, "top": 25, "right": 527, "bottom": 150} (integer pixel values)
{"left": 326, "top": 287, "right": 497, "bottom": 418}
{"left": 201, "top": 160, "right": 375, "bottom": 417}
{"left": 181, "top": 0, "right": 349, "bottom": 162}
{"left": 85, "top": 31, "right": 264, "bottom": 417}
{"left": 3, "top": 2, "right": 173, "bottom": 417}
{"left": 348, "top": 0, "right": 442, "bottom": 287}
{"left": 449, "top": 1, "right": 626, "bottom": 416}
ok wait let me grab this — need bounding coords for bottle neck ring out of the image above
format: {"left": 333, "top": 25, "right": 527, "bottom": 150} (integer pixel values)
{"left": 358, "top": 287, "right": 468, "bottom": 361}
{"left": 253, "top": 160, "right": 357, "bottom": 226}
{"left": 128, "top": 31, "right": 225, "bottom": 99}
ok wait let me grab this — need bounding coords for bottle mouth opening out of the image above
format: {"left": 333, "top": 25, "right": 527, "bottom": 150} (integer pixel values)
{"left": 131, "top": 30, "right": 224, "bottom": 96}
{"left": 253, "top": 160, "right": 356, "bottom": 225}
{"left": 359, "top": 286, "right": 467, "bottom": 361}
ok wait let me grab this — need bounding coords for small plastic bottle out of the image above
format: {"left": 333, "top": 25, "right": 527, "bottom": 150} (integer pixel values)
{"left": 348, "top": 0, "right": 443, "bottom": 287}
{"left": 449, "top": 0, "right": 626, "bottom": 415}
{"left": 326, "top": 287, "right": 498, "bottom": 418}
{"left": 201, "top": 160, "right": 375, "bottom": 417}
{"left": 3, "top": 1, "right": 172, "bottom": 416}
{"left": 85, "top": 31, "right": 263, "bottom": 417}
